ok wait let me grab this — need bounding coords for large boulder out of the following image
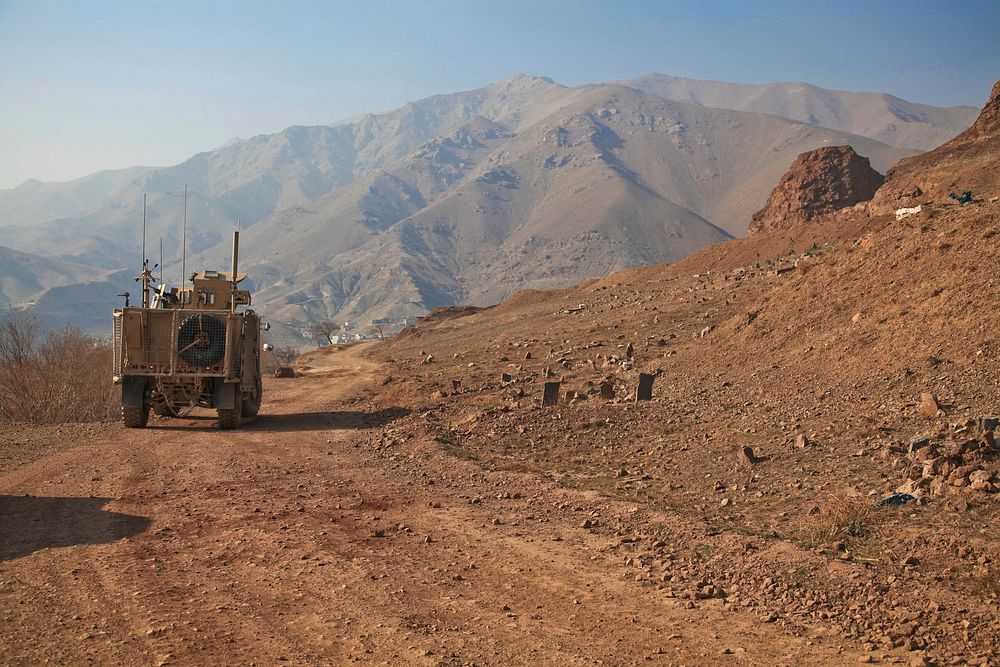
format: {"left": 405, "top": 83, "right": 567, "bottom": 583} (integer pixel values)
{"left": 747, "top": 146, "right": 884, "bottom": 236}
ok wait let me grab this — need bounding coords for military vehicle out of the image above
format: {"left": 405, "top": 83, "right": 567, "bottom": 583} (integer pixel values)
{"left": 112, "top": 230, "right": 262, "bottom": 429}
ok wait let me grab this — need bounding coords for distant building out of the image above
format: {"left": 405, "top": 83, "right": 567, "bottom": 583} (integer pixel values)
{"left": 370, "top": 316, "right": 416, "bottom": 326}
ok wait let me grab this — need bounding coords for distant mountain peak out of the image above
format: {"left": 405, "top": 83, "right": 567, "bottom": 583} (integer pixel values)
{"left": 498, "top": 73, "right": 557, "bottom": 86}
{"left": 216, "top": 136, "right": 244, "bottom": 150}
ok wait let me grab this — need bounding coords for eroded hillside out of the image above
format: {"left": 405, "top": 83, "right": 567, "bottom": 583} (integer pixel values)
{"left": 363, "top": 84, "right": 1000, "bottom": 664}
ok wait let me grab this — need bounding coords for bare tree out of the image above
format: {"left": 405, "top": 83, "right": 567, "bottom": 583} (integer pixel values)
{"left": 0, "top": 307, "right": 117, "bottom": 423}
{"left": 308, "top": 320, "right": 341, "bottom": 345}
{"left": 0, "top": 307, "right": 40, "bottom": 420}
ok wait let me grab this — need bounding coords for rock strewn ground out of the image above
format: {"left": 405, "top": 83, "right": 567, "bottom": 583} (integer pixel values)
{"left": 374, "top": 197, "right": 1000, "bottom": 665}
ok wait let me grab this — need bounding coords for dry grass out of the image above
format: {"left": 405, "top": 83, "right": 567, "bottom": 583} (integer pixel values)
{"left": 790, "top": 492, "right": 886, "bottom": 558}
{"left": 0, "top": 307, "right": 118, "bottom": 424}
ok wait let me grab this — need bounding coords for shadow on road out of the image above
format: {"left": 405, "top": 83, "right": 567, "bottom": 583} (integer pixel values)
{"left": 247, "top": 407, "right": 411, "bottom": 432}
{"left": 0, "top": 496, "right": 150, "bottom": 562}
{"left": 148, "top": 407, "right": 411, "bottom": 432}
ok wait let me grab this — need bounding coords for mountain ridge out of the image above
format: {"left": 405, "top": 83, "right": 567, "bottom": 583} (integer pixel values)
{"left": 626, "top": 73, "right": 978, "bottom": 151}
{"left": 0, "top": 72, "right": 975, "bottom": 334}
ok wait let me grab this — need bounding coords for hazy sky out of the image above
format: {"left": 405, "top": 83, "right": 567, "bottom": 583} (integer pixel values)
{"left": 1, "top": 0, "right": 997, "bottom": 189}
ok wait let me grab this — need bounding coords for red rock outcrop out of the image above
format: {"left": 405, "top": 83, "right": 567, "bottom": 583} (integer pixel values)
{"left": 746, "top": 146, "right": 884, "bottom": 236}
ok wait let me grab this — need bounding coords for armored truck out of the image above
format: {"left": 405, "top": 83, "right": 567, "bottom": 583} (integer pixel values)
{"left": 112, "top": 231, "right": 262, "bottom": 429}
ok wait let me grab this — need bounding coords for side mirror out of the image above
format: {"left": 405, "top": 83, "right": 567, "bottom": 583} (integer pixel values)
{"left": 262, "top": 343, "right": 274, "bottom": 351}
{"left": 262, "top": 322, "right": 271, "bottom": 331}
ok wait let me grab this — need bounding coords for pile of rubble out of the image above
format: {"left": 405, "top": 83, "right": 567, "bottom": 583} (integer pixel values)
{"left": 891, "top": 420, "right": 998, "bottom": 496}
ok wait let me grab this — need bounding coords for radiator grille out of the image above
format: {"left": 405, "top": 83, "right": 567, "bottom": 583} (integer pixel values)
{"left": 112, "top": 311, "right": 123, "bottom": 379}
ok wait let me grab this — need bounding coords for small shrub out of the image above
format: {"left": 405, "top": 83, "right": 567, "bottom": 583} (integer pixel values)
{"left": 263, "top": 345, "right": 299, "bottom": 374}
{"left": 0, "top": 307, "right": 118, "bottom": 423}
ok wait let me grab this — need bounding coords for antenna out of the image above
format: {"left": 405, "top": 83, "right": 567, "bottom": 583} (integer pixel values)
{"left": 141, "top": 193, "right": 147, "bottom": 271}
{"left": 159, "top": 237, "right": 163, "bottom": 285}
{"left": 182, "top": 184, "right": 188, "bottom": 292}
{"left": 230, "top": 223, "right": 240, "bottom": 314}
{"left": 141, "top": 193, "right": 151, "bottom": 308}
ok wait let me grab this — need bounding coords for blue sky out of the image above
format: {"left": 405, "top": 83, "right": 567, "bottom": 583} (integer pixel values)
{"left": 1, "top": 0, "right": 997, "bottom": 188}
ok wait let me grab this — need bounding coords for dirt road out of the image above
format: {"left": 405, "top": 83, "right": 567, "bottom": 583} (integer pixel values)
{"left": 1, "top": 344, "right": 860, "bottom": 665}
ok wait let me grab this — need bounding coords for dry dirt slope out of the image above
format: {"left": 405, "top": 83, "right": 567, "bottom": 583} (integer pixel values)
{"left": 367, "top": 82, "right": 1000, "bottom": 664}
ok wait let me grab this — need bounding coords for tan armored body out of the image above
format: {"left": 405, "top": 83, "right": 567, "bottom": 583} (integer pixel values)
{"left": 112, "top": 231, "right": 262, "bottom": 429}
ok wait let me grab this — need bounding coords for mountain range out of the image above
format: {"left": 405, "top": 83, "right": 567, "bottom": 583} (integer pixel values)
{"left": 0, "top": 73, "right": 976, "bottom": 336}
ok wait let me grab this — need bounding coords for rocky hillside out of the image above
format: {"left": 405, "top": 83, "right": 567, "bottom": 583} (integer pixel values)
{"left": 873, "top": 79, "right": 1000, "bottom": 212}
{"left": 370, "top": 80, "right": 1000, "bottom": 665}
{"left": 627, "top": 73, "right": 978, "bottom": 150}
{"left": 0, "top": 166, "right": 149, "bottom": 229}
{"left": 746, "top": 145, "right": 884, "bottom": 236}
{"left": 184, "top": 82, "right": 911, "bottom": 327}
{"left": 0, "top": 244, "right": 111, "bottom": 310}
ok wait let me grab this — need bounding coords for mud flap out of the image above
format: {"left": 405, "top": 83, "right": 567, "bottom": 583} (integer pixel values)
{"left": 121, "top": 376, "right": 146, "bottom": 408}
{"left": 214, "top": 379, "right": 238, "bottom": 409}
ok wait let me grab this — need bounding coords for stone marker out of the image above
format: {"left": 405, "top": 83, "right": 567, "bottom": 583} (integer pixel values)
{"left": 451, "top": 379, "right": 461, "bottom": 392}
{"left": 625, "top": 342, "right": 635, "bottom": 359}
{"left": 543, "top": 381, "right": 561, "bottom": 407}
{"left": 524, "top": 351, "right": 532, "bottom": 360}
{"left": 635, "top": 373, "right": 655, "bottom": 401}
{"left": 795, "top": 433, "right": 809, "bottom": 448}
{"left": 919, "top": 392, "right": 941, "bottom": 417}
{"left": 599, "top": 381, "right": 615, "bottom": 400}
{"left": 738, "top": 446, "right": 757, "bottom": 467}
{"left": 981, "top": 430, "right": 996, "bottom": 451}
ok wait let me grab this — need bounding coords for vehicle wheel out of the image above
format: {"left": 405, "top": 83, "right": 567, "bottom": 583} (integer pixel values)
{"left": 122, "top": 404, "right": 149, "bottom": 428}
{"left": 217, "top": 400, "right": 243, "bottom": 429}
{"left": 242, "top": 376, "right": 262, "bottom": 417}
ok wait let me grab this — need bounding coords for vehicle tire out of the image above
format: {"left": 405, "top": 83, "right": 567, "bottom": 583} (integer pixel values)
{"left": 177, "top": 314, "right": 226, "bottom": 366}
{"left": 242, "top": 376, "right": 262, "bottom": 417}
{"left": 122, "top": 404, "right": 149, "bottom": 428}
{"left": 217, "top": 399, "right": 242, "bottom": 430}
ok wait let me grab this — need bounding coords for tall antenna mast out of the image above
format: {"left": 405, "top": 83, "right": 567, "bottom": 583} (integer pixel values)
{"left": 182, "top": 184, "right": 188, "bottom": 291}
{"left": 230, "top": 218, "right": 240, "bottom": 314}
{"left": 159, "top": 237, "right": 163, "bottom": 284}
{"left": 141, "top": 193, "right": 147, "bottom": 271}
{"left": 141, "top": 193, "right": 151, "bottom": 308}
